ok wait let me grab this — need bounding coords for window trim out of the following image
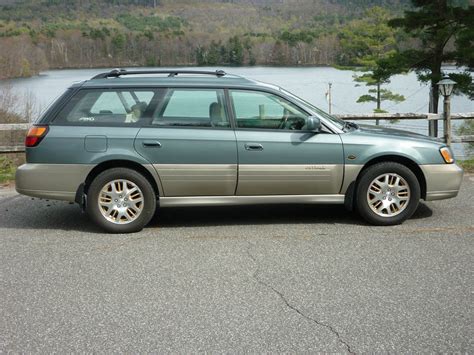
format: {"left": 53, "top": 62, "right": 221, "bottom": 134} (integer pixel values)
{"left": 48, "top": 85, "right": 337, "bottom": 133}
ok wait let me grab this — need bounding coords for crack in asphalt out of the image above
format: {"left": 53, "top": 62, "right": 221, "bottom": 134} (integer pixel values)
{"left": 246, "top": 242, "right": 355, "bottom": 354}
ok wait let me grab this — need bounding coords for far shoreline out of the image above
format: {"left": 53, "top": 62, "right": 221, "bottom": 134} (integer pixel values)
{"left": 1, "top": 63, "right": 464, "bottom": 82}
{"left": 0, "top": 64, "right": 351, "bottom": 82}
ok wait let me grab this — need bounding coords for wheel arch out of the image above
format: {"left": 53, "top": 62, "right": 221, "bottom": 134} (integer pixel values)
{"left": 345, "top": 155, "right": 427, "bottom": 211}
{"left": 78, "top": 160, "right": 161, "bottom": 204}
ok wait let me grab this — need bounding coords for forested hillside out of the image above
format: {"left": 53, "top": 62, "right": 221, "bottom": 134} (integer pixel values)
{"left": 0, "top": 0, "right": 421, "bottom": 79}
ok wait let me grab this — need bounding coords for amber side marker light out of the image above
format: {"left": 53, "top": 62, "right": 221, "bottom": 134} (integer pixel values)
{"left": 25, "top": 126, "right": 48, "bottom": 147}
{"left": 440, "top": 147, "right": 454, "bottom": 164}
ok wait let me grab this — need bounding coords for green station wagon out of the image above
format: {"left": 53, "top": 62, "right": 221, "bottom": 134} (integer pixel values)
{"left": 16, "top": 69, "right": 463, "bottom": 233}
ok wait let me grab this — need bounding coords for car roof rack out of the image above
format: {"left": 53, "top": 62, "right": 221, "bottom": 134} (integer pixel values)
{"left": 91, "top": 68, "right": 227, "bottom": 79}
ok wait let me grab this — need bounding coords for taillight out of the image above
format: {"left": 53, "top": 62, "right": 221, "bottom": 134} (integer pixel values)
{"left": 25, "top": 126, "right": 48, "bottom": 147}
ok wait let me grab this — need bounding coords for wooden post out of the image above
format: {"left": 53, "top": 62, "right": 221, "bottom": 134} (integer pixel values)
{"left": 444, "top": 95, "right": 452, "bottom": 146}
{"left": 428, "top": 86, "right": 438, "bottom": 137}
{"left": 328, "top": 82, "right": 332, "bottom": 115}
{"left": 259, "top": 104, "right": 265, "bottom": 119}
{"left": 376, "top": 82, "right": 380, "bottom": 126}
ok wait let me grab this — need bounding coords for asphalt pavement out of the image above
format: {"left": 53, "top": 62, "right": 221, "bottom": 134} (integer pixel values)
{"left": 0, "top": 176, "right": 473, "bottom": 353}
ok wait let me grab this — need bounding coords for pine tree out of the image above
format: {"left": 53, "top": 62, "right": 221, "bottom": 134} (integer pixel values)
{"left": 389, "top": 0, "right": 474, "bottom": 118}
{"left": 339, "top": 7, "right": 405, "bottom": 119}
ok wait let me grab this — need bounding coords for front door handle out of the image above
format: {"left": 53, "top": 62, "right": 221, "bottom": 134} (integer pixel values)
{"left": 142, "top": 140, "right": 162, "bottom": 148}
{"left": 244, "top": 143, "right": 263, "bottom": 151}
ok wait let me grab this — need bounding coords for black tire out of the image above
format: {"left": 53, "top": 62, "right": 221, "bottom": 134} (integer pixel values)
{"left": 86, "top": 168, "right": 156, "bottom": 233}
{"left": 355, "top": 162, "right": 420, "bottom": 226}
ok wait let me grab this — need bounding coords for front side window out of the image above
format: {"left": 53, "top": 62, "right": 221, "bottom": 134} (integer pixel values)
{"left": 54, "top": 89, "right": 156, "bottom": 125}
{"left": 280, "top": 88, "right": 345, "bottom": 130}
{"left": 152, "top": 89, "right": 230, "bottom": 128}
{"left": 230, "top": 90, "right": 308, "bottom": 130}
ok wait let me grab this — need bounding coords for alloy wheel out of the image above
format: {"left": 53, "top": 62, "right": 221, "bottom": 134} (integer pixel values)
{"left": 366, "top": 173, "right": 411, "bottom": 217}
{"left": 98, "top": 179, "right": 144, "bottom": 224}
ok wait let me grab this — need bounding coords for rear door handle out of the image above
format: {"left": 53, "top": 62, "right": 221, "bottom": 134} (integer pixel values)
{"left": 244, "top": 143, "right": 263, "bottom": 151}
{"left": 142, "top": 140, "right": 162, "bottom": 148}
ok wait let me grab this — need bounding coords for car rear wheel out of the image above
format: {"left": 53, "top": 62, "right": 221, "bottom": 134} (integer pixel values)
{"left": 87, "top": 168, "right": 156, "bottom": 233}
{"left": 356, "top": 162, "right": 420, "bottom": 225}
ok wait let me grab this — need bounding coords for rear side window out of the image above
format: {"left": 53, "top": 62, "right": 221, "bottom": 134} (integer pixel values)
{"left": 152, "top": 89, "right": 230, "bottom": 128}
{"left": 53, "top": 89, "right": 156, "bottom": 125}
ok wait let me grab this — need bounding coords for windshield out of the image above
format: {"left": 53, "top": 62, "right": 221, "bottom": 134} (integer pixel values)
{"left": 280, "top": 88, "right": 345, "bottom": 130}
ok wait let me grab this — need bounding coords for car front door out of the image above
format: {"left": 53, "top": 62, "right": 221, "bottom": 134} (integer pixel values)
{"left": 135, "top": 88, "right": 238, "bottom": 196}
{"left": 229, "top": 89, "right": 344, "bottom": 195}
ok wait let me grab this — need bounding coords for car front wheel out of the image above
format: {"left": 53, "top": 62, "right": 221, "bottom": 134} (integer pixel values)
{"left": 356, "top": 162, "right": 420, "bottom": 226}
{"left": 86, "top": 168, "right": 156, "bottom": 233}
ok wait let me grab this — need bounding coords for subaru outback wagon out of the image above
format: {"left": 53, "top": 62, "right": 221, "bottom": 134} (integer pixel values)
{"left": 16, "top": 69, "right": 463, "bottom": 233}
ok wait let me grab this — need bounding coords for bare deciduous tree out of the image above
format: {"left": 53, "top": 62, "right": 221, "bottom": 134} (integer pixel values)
{"left": 0, "top": 84, "right": 39, "bottom": 124}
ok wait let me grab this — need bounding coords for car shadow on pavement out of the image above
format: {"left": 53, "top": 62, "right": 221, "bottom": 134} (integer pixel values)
{"left": 0, "top": 195, "right": 433, "bottom": 232}
{"left": 0, "top": 197, "right": 102, "bottom": 234}
{"left": 150, "top": 202, "right": 434, "bottom": 228}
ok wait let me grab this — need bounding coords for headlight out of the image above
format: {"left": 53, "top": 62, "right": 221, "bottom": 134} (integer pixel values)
{"left": 440, "top": 147, "right": 454, "bottom": 164}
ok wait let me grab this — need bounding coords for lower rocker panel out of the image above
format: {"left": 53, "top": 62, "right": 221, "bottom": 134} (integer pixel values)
{"left": 159, "top": 194, "right": 345, "bottom": 207}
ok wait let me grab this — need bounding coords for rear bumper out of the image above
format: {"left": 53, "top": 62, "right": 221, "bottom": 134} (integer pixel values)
{"left": 15, "top": 164, "right": 95, "bottom": 202}
{"left": 420, "top": 163, "right": 464, "bottom": 201}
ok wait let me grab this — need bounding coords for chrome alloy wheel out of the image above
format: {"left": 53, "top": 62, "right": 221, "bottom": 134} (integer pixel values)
{"left": 366, "top": 173, "right": 411, "bottom": 217}
{"left": 98, "top": 179, "right": 144, "bottom": 224}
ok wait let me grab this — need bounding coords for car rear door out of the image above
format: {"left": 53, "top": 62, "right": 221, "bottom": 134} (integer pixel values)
{"left": 229, "top": 89, "right": 344, "bottom": 195}
{"left": 135, "top": 88, "right": 238, "bottom": 196}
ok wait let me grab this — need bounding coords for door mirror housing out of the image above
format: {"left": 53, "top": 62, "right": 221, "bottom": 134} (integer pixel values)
{"left": 306, "top": 116, "right": 321, "bottom": 132}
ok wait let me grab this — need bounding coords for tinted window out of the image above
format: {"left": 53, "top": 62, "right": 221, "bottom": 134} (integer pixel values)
{"left": 230, "top": 90, "right": 308, "bottom": 130}
{"left": 54, "top": 89, "right": 156, "bottom": 125}
{"left": 152, "top": 89, "right": 229, "bottom": 128}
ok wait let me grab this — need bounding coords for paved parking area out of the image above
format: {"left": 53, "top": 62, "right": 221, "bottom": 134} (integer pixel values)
{"left": 0, "top": 176, "right": 473, "bottom": 353}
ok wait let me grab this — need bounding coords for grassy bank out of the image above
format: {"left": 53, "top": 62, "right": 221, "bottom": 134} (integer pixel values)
{"left": 0, "top": 157, "right": 15, "bottom": 184}
{"left": 459, "top": 158, "right": 474, "bottom": 173}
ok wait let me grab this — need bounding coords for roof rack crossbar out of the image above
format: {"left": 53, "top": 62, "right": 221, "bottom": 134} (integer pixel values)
{"left": 92, "top": 69, "right": 227, "bottom": 79}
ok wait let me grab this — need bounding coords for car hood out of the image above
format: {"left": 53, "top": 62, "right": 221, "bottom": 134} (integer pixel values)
{"left": 354, "top": 123, "right": 443, "bottom": 143}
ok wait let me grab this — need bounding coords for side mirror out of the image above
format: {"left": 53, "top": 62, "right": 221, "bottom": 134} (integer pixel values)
{"left": 306, "top": 116, "right": 321, "bottom": 132}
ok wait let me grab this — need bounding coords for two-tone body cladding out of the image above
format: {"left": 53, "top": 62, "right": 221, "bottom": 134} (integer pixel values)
{"left": 234, "top": 130, "right": 344, "bottom": 195}
{"left": 17, "top": 126, "right": 157, "bottom": 201}
{"left": 16, "top": 69, "right": 464, "bottom": 233}
{"left": 340, "top": 125, "right": 463, "bottom": 200}
{"left": 135, "top": 127, "right": 238, "bottom": 196}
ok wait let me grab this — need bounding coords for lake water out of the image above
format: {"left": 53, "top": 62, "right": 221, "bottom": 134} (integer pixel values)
{"left": 2, "top": 66, "right": 473, "bottom": 157}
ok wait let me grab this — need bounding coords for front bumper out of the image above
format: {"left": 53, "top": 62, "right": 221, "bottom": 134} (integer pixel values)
{"left": 420, "top": 163, "right": 464, "bottom": 201}
{"left": 15, "top": 163, "right": 95, "bottom": 202}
